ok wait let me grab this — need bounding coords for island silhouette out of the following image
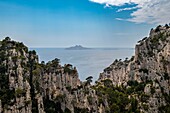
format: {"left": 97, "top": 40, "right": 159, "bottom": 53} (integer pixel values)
{"left": 65, "top": 45, "right": 91, "bottom": 50}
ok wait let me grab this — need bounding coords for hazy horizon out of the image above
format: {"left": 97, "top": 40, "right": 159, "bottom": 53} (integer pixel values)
{"left": 30, "top": 46, "right": 135, "bottom": 49}
{"left": 32, "top": 48, "right": 134, "bottom": 81}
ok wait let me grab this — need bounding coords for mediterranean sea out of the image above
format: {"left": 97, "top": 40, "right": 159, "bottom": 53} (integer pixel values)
{"left": 31, "top": 48, "right": 134, "bottom": 82}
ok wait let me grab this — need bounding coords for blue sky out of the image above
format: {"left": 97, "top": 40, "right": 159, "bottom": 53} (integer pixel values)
{"left": 0, "top": 0, "right": 168, "bottom": 48}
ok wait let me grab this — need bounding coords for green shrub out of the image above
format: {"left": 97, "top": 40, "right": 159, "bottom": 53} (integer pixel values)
{"left": 130, "top": 98, "right": 138, "bottom": 112}
{"left": 102, "top": 79, "right": 112, "bottom": 87}
{"left": 65, "top": 108, "right": 71, "bottom": 113}
{"left": 141, "top": 94, "right": 150, "bottom": 102}
{"left": 87, "top": 96, "right": 93, "bottom": 105}
{"left": 66, "top": 86, "right": 72, "bottom": 92}
{"left": 142, "top": 103, "right": 149, "bottom": 111}
{"left": 150, "top": 87, "right": 156, "bottom": 94}
{"left": 74, "top": 107, "right": 89, "bottom": 113}
{"left": 25, "top": 100, "right": 31, "bottom": 105}
{"left": 155, "top": 25, "right": 162, "bottom": 32}
{"left": 164, "top": 72, "right": 169, "bottom": 80}
{"left": 127, "top": 80, "right": 138, "bottom": 86}
{"left": 15, "top": 88, "right": 25, "bottom": 97}
{"left": 139, "top": 68, "right": 149, "bottom": 74}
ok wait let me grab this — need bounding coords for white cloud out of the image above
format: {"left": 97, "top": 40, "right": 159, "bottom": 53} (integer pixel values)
{"left": 89, "top": 0, "right": 148, "bottom": 6}
{"left": 104, "top": 4, "right": 112, "bottom": 8}
{"left": 116, "top": 6, "right": 137, "bottom": 12}
{"left": 115, "top": 18, "right": 124, "bottom": 21}
{"left": 89, "top": 0, "right": 170, "bottom": 24}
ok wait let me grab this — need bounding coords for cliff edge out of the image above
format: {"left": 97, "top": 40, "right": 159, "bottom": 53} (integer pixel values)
{"left": 98, "top": 25, "right": 170, "bottom": 113}
{"left": 0, "top": 25, "right": 170, "bottom": 113}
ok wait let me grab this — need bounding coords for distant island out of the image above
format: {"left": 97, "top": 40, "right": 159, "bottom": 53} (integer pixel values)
{"left": 65, "top": 45, "right": 91, "bottom": 50}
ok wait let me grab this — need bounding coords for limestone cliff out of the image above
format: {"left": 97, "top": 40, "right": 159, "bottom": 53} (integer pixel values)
{"left": 0, "top": 37, "right": 98, "bottom": 113}
{"left": 0, "top": 25, "right": 170, "bottom": 113}
{"left": 98, "top": 25, "right": 170, "bottom": 113}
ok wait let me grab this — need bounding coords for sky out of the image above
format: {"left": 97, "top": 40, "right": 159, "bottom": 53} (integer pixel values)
{"left": 0, "top": 0, "right": 169, "bottom": 48}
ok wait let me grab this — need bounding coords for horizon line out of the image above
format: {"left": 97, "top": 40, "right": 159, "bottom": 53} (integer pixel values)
{"left": 29, "top": 47, "right": 135, "bottom": 49}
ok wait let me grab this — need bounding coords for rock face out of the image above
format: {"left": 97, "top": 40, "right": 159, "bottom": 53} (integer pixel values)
{"left": 0, "top": 25, "right": 170, "bottom": 113}
{"left": 99, "top": 25, "right": 170, "bottom": 113}
{"left": 0, "top": 37, "right": 98, "bottom": 113}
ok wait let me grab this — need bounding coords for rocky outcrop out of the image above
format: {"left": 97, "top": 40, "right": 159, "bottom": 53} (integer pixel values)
{"left": 0, "top": 37, "right": 98, "bottom": 113}
{"left": 0, "top": 25, "right": 170, "bottom": 113}
{"left": 99, "top": 25, "right": 170, "bottom": 113}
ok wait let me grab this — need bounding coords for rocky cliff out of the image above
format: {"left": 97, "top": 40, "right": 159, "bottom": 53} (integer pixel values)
{"left": 0, "top": 25, "right": 170, "bottom": 113}
{"left": 0, "top": 37, "right": 98, "bottom": 113}
{"left": 98, "top": 25, "right": 170, "bottom": 113}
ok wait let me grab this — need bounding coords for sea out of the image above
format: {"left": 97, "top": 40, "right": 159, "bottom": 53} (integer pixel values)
{"left": 31, "top": 48, "right": 134, "bottom": 82}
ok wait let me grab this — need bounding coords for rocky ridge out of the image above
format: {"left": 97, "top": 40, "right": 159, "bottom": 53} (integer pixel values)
{"left": 99, "top": 25, "right": 170, "bottom": 112}
{"left": 0, "top": 37, "right": 98, "bottom": 113}
{"left": 0, "top": 25, "right": 170, "bottom": 113}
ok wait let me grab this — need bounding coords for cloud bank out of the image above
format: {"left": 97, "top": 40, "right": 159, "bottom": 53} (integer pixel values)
{"left": 90, "top": 0, "right": 170, "bottom": 24}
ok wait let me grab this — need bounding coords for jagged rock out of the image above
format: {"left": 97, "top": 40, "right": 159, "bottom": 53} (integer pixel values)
{"left": 98, "top": 25, "right": 170, "bottom": 113}
{"left": 0, "top": 25, "right": 170, "bottom": 113}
